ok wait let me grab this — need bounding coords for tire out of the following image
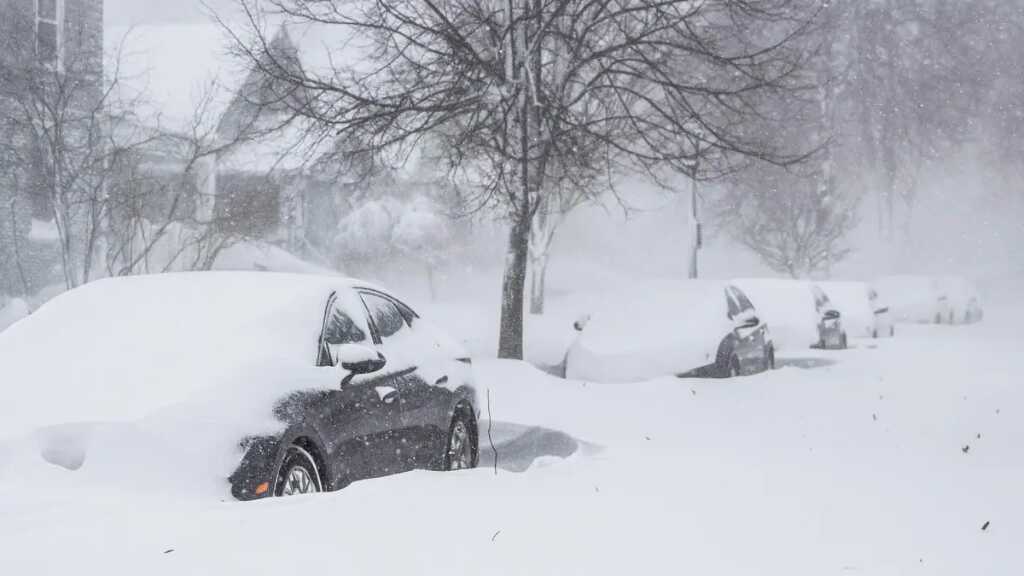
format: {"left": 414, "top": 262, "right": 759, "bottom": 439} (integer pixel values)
{"left": 765, "top": 346, "right": 775, "bottom": 371}
{"left": 872, "top": 329, "right": 878, "bottom": 339}
{"left": 934, "top": 313, "right": 942, "bottom": 324}
{"left": 274, "top": 444, "right": 323, "bottom": 497}
{"left": 890, "top": 326, "right": 895, "bottom": 337}
{"left": 443, "top": 408, "right": 478, "bottom": 471}
{"left": 840, "top": 333, "right": 848, "bottom": 350}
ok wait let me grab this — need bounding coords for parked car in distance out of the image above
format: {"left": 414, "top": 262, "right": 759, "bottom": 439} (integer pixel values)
{"left": 875, "top": 275, "right": 983, "bottom": 325}
{"left": 935, "top": 276, "right": 984, "bottom": 324}
{"left": 810, "top": 285, "right": 847, "bottom": 349}
{"left": 733, "top": 278, "right": 829, "bottom": 352}
{"left": 565, "top": 281, "right": 774, "bottom": 382}
{"left": 817, "top": 281, "right": 894, "bottom": 339}
{"left": 868, "top": 285, "right": 895, "bottom": 337}
{"left": 875, "top": 275, "right": 945, "bottom": 324}
{"left": 0, "top": 273, "right": 479, "bottom": 501}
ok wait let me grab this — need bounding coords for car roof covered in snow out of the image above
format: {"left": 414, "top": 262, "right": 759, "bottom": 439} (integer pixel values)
{"left": 574, "top": 280, "right": 733, "bottom": 353}
{"left": 0, "top": 272, "right": 385, "bottom": 438}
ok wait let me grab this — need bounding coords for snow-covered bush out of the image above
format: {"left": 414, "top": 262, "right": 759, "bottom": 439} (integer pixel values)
{"left": 334, "top": 192, "right": 454, "bottom": 297}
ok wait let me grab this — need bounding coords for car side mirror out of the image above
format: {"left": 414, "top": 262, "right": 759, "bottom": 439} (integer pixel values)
{"left": 573, "top": 314, "right": 591, "bottom": 332}
{"left": 823, "top": 310, "right": 841, "bottom": 321}
{"left": 337, "top": 344, "right": 386, "bottom": 376}
{"left": 874, "top": 307, "right": 889, "bottom": 315}
{"left": 739, "top": 316, "right": 759, "bottom": 329}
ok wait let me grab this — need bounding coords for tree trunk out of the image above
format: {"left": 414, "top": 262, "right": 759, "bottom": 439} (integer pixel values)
{"left": 498, "top": 215, "right": 530, "bottom": 359}
{"left": 528, "top": 250, "right": 548, "bottom": 315}
{"left": 426, "top": 262, "right": 437, "bottom": 302}
{"left": 688, "top": 171, "right": 700, "bottom": 279}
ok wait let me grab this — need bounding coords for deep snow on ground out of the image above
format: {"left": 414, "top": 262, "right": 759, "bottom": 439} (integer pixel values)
{"left": 1, "top": 299, "right": 1021, "bottom": 575}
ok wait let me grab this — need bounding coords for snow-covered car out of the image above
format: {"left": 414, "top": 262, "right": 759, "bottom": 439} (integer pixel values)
{"left": 564, "top": 281, "right": 774, "bottom": 382}
{"left": 875, "top": 275, "right": 945, "bottom": 324}
{"left": 934, "top": 276, "right": 984, "bottom": 324}
{"left": 875, "top": 275, "right": 982, "bottom": 325}
{"left": 733, "top": 278, "right": 828, "bottom": 351}
{"left": 0, "top": 273, "right": 478, "bottom": 500}
{"left": 867, "top": 285, "right": 896, "bottom": 337}
{"left": 810, "top": 284, "right": 848, "bottom": 349}
{"left": 816, "top": 282, "right": 894, "bottom": 339}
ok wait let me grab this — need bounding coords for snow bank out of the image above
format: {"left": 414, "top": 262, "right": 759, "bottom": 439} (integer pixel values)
{"left": 214, "top": 241, "right": 338, "bottom": 276}
{"left": 732, "top": 278, "right": 819, "bottom": 351}
{"left": 0, "top": 297, "right": 29, "bottom": 333}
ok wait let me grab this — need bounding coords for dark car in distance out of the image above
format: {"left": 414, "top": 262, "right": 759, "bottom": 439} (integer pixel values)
{"left": 811, "top": 285, "right": 847, "bottom": 350}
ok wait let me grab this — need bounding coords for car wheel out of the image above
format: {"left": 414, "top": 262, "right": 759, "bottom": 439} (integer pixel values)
{"left": 766, "top": 346, "right": 775, "bottom": 371}
{"left": 934, "top": 313, "right": 941, "bottom": 324}
{"left": 890, "top": 326, "right": 895, "bottom": 337}
{"left": 444, "top": 409, "right": 478, "bottom": 471}
{"left": 840, "top": 333, "right": 848, "bottom": 349}
{"left": 275, "top": 444, "right": 323, "bottom": 497}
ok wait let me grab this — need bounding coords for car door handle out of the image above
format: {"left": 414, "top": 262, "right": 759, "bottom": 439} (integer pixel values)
{"left": 374, "top": 386, "right": 399, "bottom": 404}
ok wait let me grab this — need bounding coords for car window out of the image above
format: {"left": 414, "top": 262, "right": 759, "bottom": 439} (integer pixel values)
{"left": 324, "top": 305, "right": 367, "bottom": 346}
{"left": 361, "top": 293, "right": 408, "bottom": 340}
{"left": 318, "top": 293, "right": 369, "bottom": 366}
{"left": 733, "top": 288, "right": 755, "bottom": 312}
{"left": 811, "top": 286, "right": 829, "bottom": 310}
{"left": 725, "top": 288, "right": 740, "bottom": 319}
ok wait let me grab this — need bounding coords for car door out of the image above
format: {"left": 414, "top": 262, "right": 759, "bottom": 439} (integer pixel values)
{"left": 315, "top": 289, "right": 405, "bottom": 481}
{"left": 358, "top": 290, "right": 458, "bottom": 471}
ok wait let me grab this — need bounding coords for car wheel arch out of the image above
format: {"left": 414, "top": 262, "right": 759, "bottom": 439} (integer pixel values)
{"left": 276, "top": 428, "right": 332, "bottom": 492}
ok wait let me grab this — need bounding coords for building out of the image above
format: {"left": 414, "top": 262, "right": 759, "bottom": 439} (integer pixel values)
{"left": 0, "top": 0, "right": 105, "bottom": 295}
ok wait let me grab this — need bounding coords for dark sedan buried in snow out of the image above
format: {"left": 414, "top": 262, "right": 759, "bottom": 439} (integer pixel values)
{"left": 0, "top": 273, "right": 479, "bottom": 501}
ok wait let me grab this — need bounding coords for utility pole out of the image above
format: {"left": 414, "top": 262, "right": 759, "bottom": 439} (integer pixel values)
{"left": 687, "top": 155, "right": 702, "bottom": 279}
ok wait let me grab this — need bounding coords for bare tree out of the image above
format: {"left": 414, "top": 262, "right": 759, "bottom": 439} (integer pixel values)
{"left": 226, "top": 0, "right": 822, "bottom": 358}
{"left": 0, "top": 14, "right": 266, "bottom": 292}
{"left": 841, "top": 0, "right": 998, "bottom": 239}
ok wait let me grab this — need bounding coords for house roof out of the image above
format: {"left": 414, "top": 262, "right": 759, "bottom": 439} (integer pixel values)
{"left": 108, "top": 15, "right": 379, "bottom": 173}
{"left": 108, "top": 24, "right": 243, "bottom": 134}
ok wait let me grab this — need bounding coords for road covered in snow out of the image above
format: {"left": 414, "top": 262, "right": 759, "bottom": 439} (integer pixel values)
{"left": 1, "top": 307, "right": 1021, "bottom": 575}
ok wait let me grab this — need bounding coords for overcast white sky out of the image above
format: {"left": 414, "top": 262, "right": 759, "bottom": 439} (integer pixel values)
{"left": 105, "top": 0, "right": 237, "bottom": 27}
